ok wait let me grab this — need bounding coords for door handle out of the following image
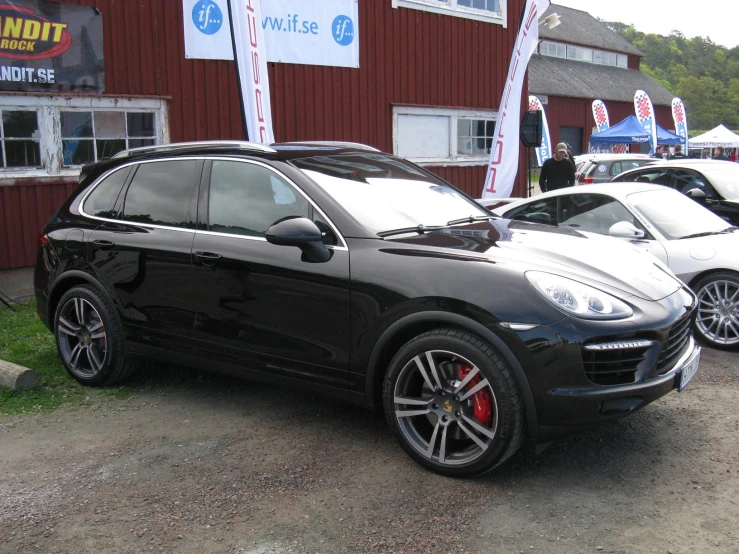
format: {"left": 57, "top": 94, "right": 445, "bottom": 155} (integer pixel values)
{"left": 93, "top": 239, "right": 115, "bottom": 249}
{"left": 195, "top": 251, "right": 222, "bottom": 265}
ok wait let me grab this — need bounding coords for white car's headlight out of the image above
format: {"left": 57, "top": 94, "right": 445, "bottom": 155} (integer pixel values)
{"left": 525, "top": 271, "right": 633, "bottom": 320}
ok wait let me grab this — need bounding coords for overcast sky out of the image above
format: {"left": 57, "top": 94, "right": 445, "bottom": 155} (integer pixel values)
{"left": 553, "top": 0, "right": 738, "bottom": 49}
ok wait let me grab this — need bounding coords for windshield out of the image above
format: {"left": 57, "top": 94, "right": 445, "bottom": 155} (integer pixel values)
{"left": 627, "top": 189, "right": 731, "bottom": 239}
{"left": 292, "top": 154, "right": 489, "bottom": 234}
{"left": 702, "top": 163, "right": 739, "bottom": 200}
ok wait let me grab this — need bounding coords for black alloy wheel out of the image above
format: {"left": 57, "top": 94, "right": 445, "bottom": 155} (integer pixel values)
{"left": 54, "top": 285, "right": 138, "bottom": 385}
{"left": 383, "top": 328, "right": 524, "bottom": 477}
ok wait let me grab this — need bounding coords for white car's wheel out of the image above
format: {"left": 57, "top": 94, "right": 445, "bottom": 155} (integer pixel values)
{"left": 694, "top": 272, "right": 739, "bottom": 350}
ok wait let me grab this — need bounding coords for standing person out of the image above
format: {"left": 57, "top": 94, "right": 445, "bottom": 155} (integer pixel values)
{"left": 670, "top": 144, "right": 687, "bottom": 159}
{"left": 539, "top": 142, "right": 576, "bottom": 193}
{"left": 712, "top": 146, "right": 727, "bottom": 160}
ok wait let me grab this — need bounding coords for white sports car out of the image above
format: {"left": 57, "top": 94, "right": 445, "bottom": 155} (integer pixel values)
{"left": 492, "top": 183, "right": 739, "bottom": 350}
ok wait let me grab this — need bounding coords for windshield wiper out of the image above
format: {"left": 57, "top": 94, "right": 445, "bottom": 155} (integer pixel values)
{"left": 446, "top": 215, "right": 497, "bottom": 226}
{"left": 377, "top": 224, "right": 449, "bottom": 238}
{"left": 680, "top": 227, "right": 738, "bottom": 239}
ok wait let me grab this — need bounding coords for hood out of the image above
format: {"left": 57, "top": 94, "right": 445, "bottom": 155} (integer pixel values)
{"left": 388, "top": 219, "right": 682, "bottom": 301}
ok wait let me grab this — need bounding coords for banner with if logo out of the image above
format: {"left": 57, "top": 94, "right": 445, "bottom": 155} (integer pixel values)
{"left": 0, "top": 1, "right": 103, "bottom": 93}
{"left": 634, "top": 89, "right": 657, "bottom": 155}
{"left": 671, "top": 97, "right": 689, "bottom": 154}
{"left": 184, "top": 0, "right": 359, "bottom": 68}
{"left": 528, "top": 96, "right": 551, "bottom": 167}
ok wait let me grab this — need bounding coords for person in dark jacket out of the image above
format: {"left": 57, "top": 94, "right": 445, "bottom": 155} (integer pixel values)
{"left": 712, "top": 146, "right": 727, "bottom": 160}
{"left": 539, "top": 142, "right": 575, "bottom": 192}
{"left": 670, "top": 144, "right": 687, "bottom": 159}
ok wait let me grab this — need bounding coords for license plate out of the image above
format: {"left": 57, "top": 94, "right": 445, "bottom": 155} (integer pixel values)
{"left": 678, "top": 347, "right": 701, "bottom": 392}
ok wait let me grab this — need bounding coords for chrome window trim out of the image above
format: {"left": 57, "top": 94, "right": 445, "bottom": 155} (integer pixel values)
{"left": 79, "top": 156, "right": 349, "bottom": 251}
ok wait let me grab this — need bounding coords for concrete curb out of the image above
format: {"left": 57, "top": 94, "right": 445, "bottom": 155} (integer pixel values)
{"left": 0, "top": 359, "right": 41, "bottom": 390}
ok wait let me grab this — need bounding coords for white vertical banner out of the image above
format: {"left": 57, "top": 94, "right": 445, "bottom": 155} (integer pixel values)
{"left": 528, "top": 96, "right": 551, "bottom": 167}
{"left": 481, "top": 0, "right": 551, "bottom": 200}
{"left": 228, "top": 0, "right": 274, "bottom": 143}
{"left": 634, "top": 89, "right": 657, "bottom": 156}
{"left": 592, "top": 99, "right": 610, "bottom": 132}
{"left": 671, "top": 97, "right": 689, "bottom": 153}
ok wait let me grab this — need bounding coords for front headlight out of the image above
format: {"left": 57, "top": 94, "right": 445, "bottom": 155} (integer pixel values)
{"left": 525, "top": 271, "right": 633, "bottom": 320}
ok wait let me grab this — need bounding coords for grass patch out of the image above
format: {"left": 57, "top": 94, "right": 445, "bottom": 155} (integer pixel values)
{"left": 0, "top": 300, "right": 136, "bottom": 416}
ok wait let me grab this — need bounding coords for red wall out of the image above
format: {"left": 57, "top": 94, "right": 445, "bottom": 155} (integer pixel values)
{"left": 544, "top": 96, "right": 673, "bottom": 153}
{"left": 0, "top": 0, "right": 527, "bottom": 269}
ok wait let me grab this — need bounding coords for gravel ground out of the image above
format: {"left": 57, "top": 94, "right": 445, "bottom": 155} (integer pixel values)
{"left": 1, "top": 347, "right": 737, "bottom": 554}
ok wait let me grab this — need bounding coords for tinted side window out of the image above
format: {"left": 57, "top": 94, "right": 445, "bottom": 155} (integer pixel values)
{"left": 672, "top": 169, "right": 709, "bottom": 194}
{"left": 504, "top": 197, "right": 558, "bottom": 225}
{"left": 121, "top": 160, "right": 197, "bottom": 227}
{"left": 84, "top": 166, "right": 131, "bottom": 218}
{"left": 620, "top": 169, "right": 669, "bottom": 185}
{"left": 560, "top": 194, "right": 639, "bottom": 235}
{"left": 208, "top": 161, "right": 313, "bottom": 238}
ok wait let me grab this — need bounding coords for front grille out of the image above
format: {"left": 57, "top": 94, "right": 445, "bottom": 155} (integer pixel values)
{"left": 657, "top": 313, "right": 692, "bottom": 374}
{"left": 582, "top": 340, "right": 652, "bottom": 386}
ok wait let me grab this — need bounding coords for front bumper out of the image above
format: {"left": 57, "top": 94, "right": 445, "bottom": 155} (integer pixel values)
{"left": 537, "top": 336, "right": 700, "bottom": 440}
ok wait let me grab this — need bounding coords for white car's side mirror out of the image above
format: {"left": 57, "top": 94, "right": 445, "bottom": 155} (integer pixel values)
{"left": 609, "top": 221, "right": 645, "bottom": 239}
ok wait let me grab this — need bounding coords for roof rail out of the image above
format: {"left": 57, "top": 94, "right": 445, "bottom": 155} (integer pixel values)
{"left": 276, "top": 141, "right": 381, "bottom": 152}
{"left": 112, "top": 140, "right": 277, "bottom": 159}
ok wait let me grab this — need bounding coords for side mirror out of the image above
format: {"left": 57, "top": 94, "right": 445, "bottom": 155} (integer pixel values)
{"left": 685, "top": 188, "right": 706, "bottom": 199}
{"left": 609, "top": 221, "right": 645, "bottom": 239}
{"left": 266, "top": 217, "right": 332, "bottom": 263}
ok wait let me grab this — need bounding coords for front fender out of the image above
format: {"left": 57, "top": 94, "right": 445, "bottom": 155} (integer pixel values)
{"left": 363, "top": 309, "right": 539, "bottom": 441}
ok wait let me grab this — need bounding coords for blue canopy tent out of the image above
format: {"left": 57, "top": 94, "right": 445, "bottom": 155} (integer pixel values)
{"left": 589, "top": 115, "right": 682, "bottom": 145}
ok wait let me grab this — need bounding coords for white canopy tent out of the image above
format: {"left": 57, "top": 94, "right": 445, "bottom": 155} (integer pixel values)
{"left": 688, "top": 124, "right": 739, "bottom": 148}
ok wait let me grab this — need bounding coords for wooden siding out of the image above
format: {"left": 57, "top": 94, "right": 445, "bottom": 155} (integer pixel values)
{"left": 0, "top": 0, "right": 528, "bottom": 269}
{"left": 544, "top": 96, "right": 674, "bottom": 153}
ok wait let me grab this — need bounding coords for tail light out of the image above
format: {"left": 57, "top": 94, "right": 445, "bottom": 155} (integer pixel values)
{"left": 581, "top": 176, "right": 594, "bottom": 184}
{"left": 39, "top": 233, "right": 50, "bottom": 248}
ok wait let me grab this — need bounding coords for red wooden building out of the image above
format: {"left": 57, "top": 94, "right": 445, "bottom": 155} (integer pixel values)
{"left": 0, "top": 0, "right": 529, "bottom": 270}
{"left": 530, "top": 4, "right": 674, "bottom": 154}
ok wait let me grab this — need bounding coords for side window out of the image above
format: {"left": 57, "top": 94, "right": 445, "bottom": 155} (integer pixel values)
{"left": 208, "top": 161, "right": 313, "bottom": 238}
{"left": 504, "top": 197, "right": 558, "bottom": 226}
{"left": 672, "top": 170, "right": 710, "bottom": 194}
{"left": 609, "top": 161, "right": 622, "bottom": 176}
{"left": 121, "top": 160, "right": 197, "bottom": 227}
{"left": 559, "top": 194, "right": 639, "bottom": 235}
{"left": 83, "top": 166, "right": 132, "bottom": 218}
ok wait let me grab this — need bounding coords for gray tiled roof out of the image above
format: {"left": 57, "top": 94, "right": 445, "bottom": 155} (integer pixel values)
{"left": 529, "top": 55, "right": 674, "bottom": 105}
{"left": 540, "top": 4, "right": 643, "bottom": 56}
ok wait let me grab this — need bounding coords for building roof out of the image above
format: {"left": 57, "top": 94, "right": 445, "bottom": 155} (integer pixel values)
{"left": 540, "top": 4, "right": 643, "bottom": 56}
{"left": 529, "top": 55, "right": 674, "bottom": 105}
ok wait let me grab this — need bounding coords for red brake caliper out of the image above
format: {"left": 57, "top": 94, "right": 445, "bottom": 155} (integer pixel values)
{"left": 459, "top": 364, "right": 492, "bottom": 426}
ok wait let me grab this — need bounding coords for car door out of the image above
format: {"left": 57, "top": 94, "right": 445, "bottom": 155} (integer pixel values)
{"left": 557, "top": 193, "right": 668, "bottom": 264}
{"left": 190, "top": 158, "right": 351, "bottom": 393}
{"left": 87, "top": 158, "right": 202, "bottom": 345}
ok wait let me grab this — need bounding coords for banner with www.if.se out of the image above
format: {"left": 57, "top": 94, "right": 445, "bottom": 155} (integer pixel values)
{"left": 183, "top": 0, "right": 359, "bottom": 68}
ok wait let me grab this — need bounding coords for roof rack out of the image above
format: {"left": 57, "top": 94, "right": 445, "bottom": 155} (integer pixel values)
{"left": 276, "top": 141, "right": 381, "bottom": 152}
{"left": 112, "top": 140, "right": 277, "bottom": 159}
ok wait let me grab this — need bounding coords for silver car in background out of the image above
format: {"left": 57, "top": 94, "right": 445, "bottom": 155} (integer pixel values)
{"left": 493, "top": 183, "right": 739, "bottom": 350}
{"left": 575, "top": 153, "right": 655, "bottom": 184}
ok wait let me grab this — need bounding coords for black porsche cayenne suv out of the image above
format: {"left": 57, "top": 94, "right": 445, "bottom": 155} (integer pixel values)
{"left": 35, "top": 141, "right": 701, "bottom": 477}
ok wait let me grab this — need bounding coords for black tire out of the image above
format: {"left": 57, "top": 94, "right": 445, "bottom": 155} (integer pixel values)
{"left": 693, "top": 271, "right": 739, "bottom": 350}
{"left": 382, "top": 328, "right": 525, "bottom": 477}
{"left": 54, "top": 285, "right": 138, "bottom": 386}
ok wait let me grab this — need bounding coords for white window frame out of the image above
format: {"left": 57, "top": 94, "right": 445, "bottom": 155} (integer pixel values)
{"left": 540, "top": 40, "right": 629, "bottom": 69}
{"left": 392, "top": 0, "right": 506, "bottom": 27}
{"left": 0, "top": 94, "right": 169, "bottom": 178}
{"left": 393, "top": 106, "right": 498, "bottom": 166}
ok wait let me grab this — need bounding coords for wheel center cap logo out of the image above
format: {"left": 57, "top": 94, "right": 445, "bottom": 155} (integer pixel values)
{"left": 83, "top": 333, "right": 90, "bottom": 341}
{"left": 443, "top": 400, "right": 453, "bottom": 413}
